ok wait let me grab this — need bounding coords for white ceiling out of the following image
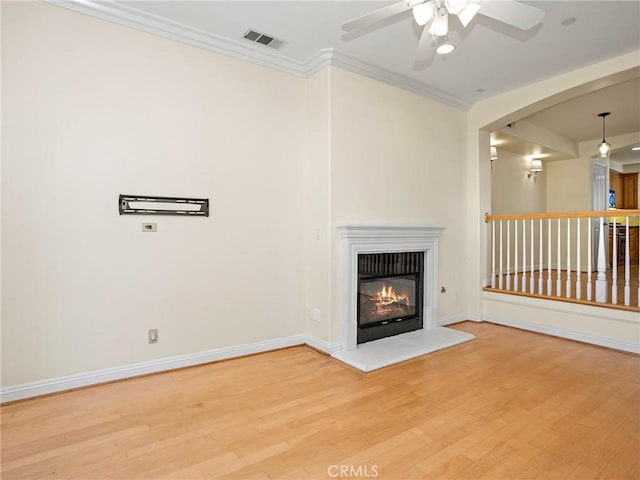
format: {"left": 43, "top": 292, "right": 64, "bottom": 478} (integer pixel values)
{"left": 51, "top": 0, "right": 640, "bottom": 164}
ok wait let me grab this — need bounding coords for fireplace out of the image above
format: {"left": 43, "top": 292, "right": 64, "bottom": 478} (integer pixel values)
{"left": 337, "top": 224, "right": 445, "bottom": 352}
{"left": 357, "top": 252, "right": 424, "bottom": 344}
{"left": 334, "top": 224, "right": 475, "bottom": 371}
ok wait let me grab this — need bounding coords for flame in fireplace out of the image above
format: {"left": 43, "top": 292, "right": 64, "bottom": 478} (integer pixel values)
{"left": 376, "top": 285, "right": 409, "bottom": 306}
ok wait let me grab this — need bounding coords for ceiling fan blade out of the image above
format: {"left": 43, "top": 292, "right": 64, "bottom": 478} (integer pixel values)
{"left": 414, "top": 26, "right": 435, "bottom": 69}
{"left": 342, "top": 0, "right": 418, "bottom": 32}
{"left": 479, "top": 0, "right": 545, "bottom": 30}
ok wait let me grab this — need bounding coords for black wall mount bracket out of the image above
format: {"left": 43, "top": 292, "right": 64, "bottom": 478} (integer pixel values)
{"left": 119, "top": 194, "right": 209, "bottom": 217}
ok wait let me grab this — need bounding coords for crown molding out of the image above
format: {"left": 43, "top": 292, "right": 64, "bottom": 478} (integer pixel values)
{"left": 328, "top": 49, "right": 471, "bottom": 110}
{"left": 44, "top": 0, "right": 471, "bottom": 111}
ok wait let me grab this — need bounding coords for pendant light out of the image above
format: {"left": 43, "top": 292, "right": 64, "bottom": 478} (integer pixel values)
{"left": 597, "top": 112, "right": 611, "bottom": 158}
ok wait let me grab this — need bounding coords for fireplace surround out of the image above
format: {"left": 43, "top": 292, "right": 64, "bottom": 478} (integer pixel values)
{"left": 336, "top": 224, "right": 444, "bottom": 351}
{"left": 333, "top": 224, "right": 475, "bottom": 371}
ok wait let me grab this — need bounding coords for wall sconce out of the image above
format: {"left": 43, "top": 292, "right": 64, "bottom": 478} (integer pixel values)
{"left": 527, "top": 159, "right": 543, "bottom": 179}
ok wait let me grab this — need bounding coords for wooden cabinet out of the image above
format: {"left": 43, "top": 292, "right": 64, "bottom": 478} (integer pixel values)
{"left": 610, "top": 226, "right": 639, "bottom": 264}
{"left": 610, "top": 171, "right": 639, "bottom": 209}
{"left": 621, "top": 174, "right": 638, "bottom": 209}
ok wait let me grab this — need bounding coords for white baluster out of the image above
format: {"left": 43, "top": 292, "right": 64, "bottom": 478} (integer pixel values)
{"left": 587, "top": 217, "right": 592, "bottom": 301}
{"left": 557, "top": 218, "right": 562, "bottom": 297}
{"left": 539, "top": 218, "right": 543, "bottom": 294}
{"left": 612, "top": 220, "right": 617, "bottom": 304}
{"left": 522, "top": 219, "right": 527, "bottom": 293}
{"left": 506, "top": 220, "right": 511, "bottom": 291}
{"left": 595, "top": 216, "right": 607, "bottom": 303}
{"left": 624, "top": 216, "right": 630, "bottom": 306}
{"left": 514, "top": 219, "right": 519, "bottom": 292}
{"left": 491, "top": 220, "right": 496, "bottom": 288}
{"left": 499, "top": 220, "right": 503, "bottom": 290}
{"left": 547, "top": 218, "right": 552, "bottom": 296}
{"left": 566, "top": 218, "right": 572, "bottom": 298}
{"left": 530, "top": 219, "right": 535, "bottom": 293}
{"left": 576, "top": 218, "right": 581, "bottom": 300}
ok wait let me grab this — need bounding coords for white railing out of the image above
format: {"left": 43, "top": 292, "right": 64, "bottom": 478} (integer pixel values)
{"left": 485, "top": 210, "right": 640, "bottom": 309}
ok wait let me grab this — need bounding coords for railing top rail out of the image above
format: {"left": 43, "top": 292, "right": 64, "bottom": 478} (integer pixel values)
{"left": 485, "top": 209, "right": 640, "bottom": 223}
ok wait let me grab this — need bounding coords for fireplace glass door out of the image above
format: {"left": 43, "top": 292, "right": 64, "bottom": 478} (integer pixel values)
{"left": 357, "top": 252, "right": 424, "bottom": 344}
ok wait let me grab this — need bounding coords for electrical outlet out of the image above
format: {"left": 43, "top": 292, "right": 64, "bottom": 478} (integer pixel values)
{"left": 148, "top": 328, "right": 158, "bottom": 344}
{"left": 308, "top": 308, "right": 321, "bottom": 322}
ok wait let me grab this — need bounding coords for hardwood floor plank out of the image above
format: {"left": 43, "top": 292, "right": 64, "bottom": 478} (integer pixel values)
{"left": 1, "top": 322, "right": 638, "bottom": 480}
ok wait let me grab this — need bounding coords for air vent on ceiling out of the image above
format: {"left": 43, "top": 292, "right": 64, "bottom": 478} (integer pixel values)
{"left": 242, "top": 29, "right": 285, "bottom": 50}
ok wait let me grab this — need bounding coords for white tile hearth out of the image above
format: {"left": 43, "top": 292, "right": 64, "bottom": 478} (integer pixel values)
{"left": 331, "top": 327, "right": 475, "bottom": 372}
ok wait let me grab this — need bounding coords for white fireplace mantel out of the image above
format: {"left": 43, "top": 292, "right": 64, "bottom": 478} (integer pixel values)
{"left": 337, "top": 224, "right": 445, "bottom": 352}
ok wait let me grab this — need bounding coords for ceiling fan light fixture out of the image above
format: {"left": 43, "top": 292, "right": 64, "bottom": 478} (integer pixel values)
{"left": 436, "top": 36, "right": 455, "bottom": 54}
{"left": 413, "top": 1, "right": 436, "bottom": 26}
{"left": 456, "top": 1, "right": 481, "bottom": 27}
{"left": 429, "top": 7, "right": 449, "bottom": 36}
{"left": 444, "top": 0, "right": 468, "bottom": 15}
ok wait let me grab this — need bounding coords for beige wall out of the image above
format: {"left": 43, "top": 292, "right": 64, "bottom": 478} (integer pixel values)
{"left": 1, "top": 2, "right": 309, "bottom": 385}
{"left": 302, "top": 68, "right": 332, "bottom": 341}
{"left": 2, "top": 1, "right": 639, "bottom": 389}
{"left": 491, "top": 149, "right": 547, "bottom": 215}
{"left": 328, "top": 67, "right": 468, "bottom": 340}
{"left": 1, "top": 2, "right": 471, "bottom": 386}
{"left": 546, "top": 158, "right": 591, "bottom": 212}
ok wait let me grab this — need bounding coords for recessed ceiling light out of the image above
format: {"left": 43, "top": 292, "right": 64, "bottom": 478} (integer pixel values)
{"left": 561, "top": 17, "right": 576, "bottom": 26}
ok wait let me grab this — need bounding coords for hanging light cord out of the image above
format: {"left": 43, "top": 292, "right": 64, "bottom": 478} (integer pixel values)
{"left": 598, "top": 112, "right": 610, "bottom": 141}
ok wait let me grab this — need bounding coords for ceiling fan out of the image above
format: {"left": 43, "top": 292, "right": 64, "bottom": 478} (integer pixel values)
{"left": 342, "top": 0, "right": 545, "bottom": 65}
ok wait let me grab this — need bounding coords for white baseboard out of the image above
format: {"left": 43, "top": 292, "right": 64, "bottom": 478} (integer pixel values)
{"left": 440, "top": 309, "right": 638, "bottom": 354}
{"left": 483, "top": 314, "right": 640, "bottom": 354}
{"left": 4, "top": 317, "right": 635, "bottom": 403}
{"left": 305, "top": 336, "right": 342, "bottom": 354}
{"left": 438, "top": 313, "right": 469, "bottom": 326}
{"left": 438, "top": 313, "right": 485, "bottom": 325}
{"left": 0, "top": 334, "right": 338, "bottom": 403}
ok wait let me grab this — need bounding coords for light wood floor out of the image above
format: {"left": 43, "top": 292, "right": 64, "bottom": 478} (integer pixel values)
{"left": 2, "top": 323, "right": 639, "bottom": 480}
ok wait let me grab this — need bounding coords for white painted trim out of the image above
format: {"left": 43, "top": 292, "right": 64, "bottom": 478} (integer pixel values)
{"left": 3, "top": 309, "right": 636, "bottom": 402}
{"left": 305, "top": 335, "right": 343, "bottom": 354}
{"left": 441, "top": 309, "right": 638, "bottom": 353}
{"left": 482, "top": 290, "right": 640, "bottom": 324}
{"left": 484, "top": 314, "right": 640, "bottom": 354}
{"left": 328, "top": 50, "right": 469, "bottom": 110}
{"left": 43, "top": 0, "right": 471, "bottom": 111}
{"left": 337, "top": 224, "right": 445, "bottom": 352}
{"left": 475, "top": 291, "right": 639, "bottom": 353}
{"left": 0, "top": 334, "right": 337, "bottom": 403}
{"left": 438, "top": 313, "right": 470, "bottom": 326}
